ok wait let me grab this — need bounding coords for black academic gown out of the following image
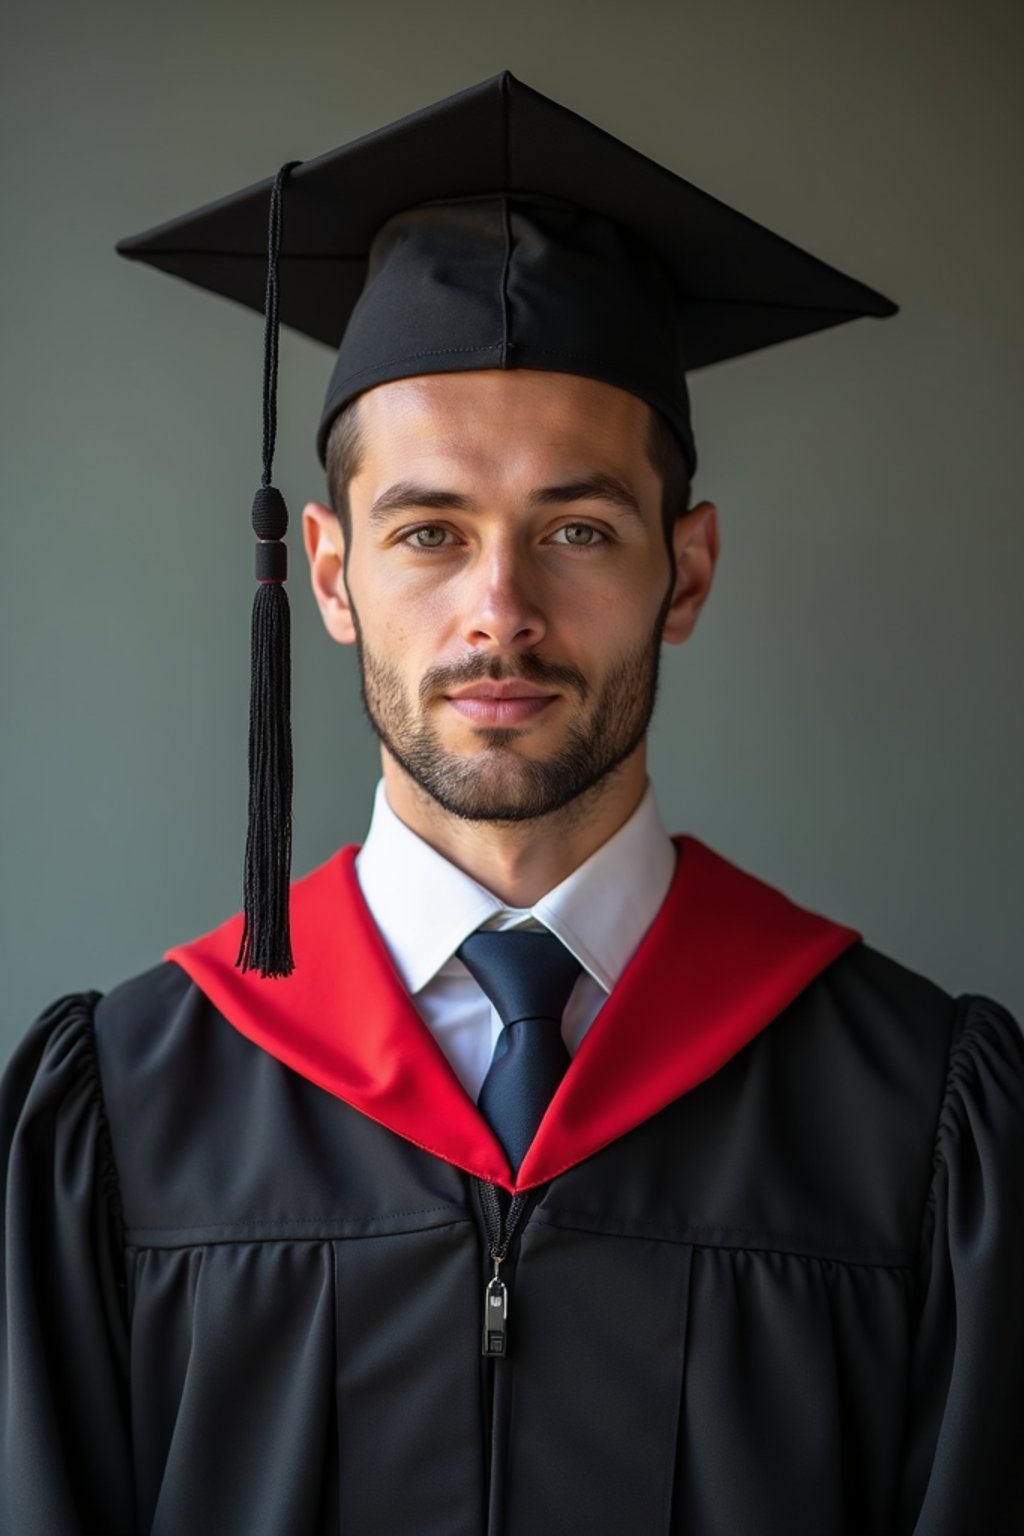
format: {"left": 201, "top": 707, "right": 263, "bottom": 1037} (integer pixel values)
{"left": 2, "top": 835, "right": 1022, "bottom": 1536}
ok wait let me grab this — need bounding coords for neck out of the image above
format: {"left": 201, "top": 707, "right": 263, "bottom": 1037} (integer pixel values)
{"left": 380, "top": 746, "right": 650, "bottom": 908}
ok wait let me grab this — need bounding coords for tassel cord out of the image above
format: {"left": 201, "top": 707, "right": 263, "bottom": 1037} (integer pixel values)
{"left": 236, "top": 158, "right": 301, "bottom": 978}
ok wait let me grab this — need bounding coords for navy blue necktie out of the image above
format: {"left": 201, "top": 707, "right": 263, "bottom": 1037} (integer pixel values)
{"left": 457, "top": 929, "right": 582, "bottom": 1175}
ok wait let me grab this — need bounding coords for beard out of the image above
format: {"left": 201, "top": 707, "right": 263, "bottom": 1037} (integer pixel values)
{"left": 352, "top": 588, "right": 672, "bottom": 824}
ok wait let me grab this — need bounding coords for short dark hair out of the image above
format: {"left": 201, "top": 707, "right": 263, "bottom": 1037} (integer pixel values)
{"left": 324, "top": 386, "right": 691, "bottom": 548}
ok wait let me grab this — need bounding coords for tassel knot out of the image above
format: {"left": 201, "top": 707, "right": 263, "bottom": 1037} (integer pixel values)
{"left": 251, "top": 484, "right": 289, "bottom": 540}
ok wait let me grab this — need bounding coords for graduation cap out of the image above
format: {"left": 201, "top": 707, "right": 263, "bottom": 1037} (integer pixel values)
{"left": 116, "top": 68, "right": 898, "bottom": 980}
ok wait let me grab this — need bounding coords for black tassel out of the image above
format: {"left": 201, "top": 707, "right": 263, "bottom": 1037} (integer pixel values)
{"left": 235, "top": 161, "right": 300, "bottom": 977}
{"left": 237, "top": 537, "right": 294, "bottom": 976}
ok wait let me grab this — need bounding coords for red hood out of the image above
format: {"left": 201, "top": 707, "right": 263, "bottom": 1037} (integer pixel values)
{"left": 165, "top": 835, "right": 860, "bottom": 1193}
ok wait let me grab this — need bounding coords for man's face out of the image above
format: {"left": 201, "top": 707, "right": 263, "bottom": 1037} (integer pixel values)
{"left": 306, "top": 369, "right": 714, "bottom": 823}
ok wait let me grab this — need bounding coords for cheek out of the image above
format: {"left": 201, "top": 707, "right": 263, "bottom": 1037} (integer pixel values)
{"left": 355, "top": 567, "right": 460, "bottom": 661}
{"left": 562, "top": 567, "right": 664, "bottom": 643}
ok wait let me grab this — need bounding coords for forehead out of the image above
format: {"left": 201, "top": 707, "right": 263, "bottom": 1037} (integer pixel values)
{"left": 354, "top": 369, "right": 653, "bottom": 477}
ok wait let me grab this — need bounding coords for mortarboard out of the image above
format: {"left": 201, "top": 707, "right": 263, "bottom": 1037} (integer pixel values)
{"left": 116, "top": 69, "right": 898, "bottom": 979}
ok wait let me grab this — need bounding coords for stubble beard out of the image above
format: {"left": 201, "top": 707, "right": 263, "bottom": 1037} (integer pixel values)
{"left": 352, "top": 591, "right": 672, "bottom": 825}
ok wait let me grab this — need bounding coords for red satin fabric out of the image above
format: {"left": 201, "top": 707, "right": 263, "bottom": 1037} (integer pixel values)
{"left": 165, "top": 836, "right": 860, "bottom": 1193}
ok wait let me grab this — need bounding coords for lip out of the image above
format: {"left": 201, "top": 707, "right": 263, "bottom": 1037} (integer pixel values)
{"left": 446, "top": 680, "right": 556, "bottom": 700}
{"left": 445, "top": 684, "right": 558, "bottom": 726}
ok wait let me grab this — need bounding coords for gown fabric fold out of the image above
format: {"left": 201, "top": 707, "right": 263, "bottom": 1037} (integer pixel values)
{"left": 2, "top": 948, "right": 1023, "bottom": 1535}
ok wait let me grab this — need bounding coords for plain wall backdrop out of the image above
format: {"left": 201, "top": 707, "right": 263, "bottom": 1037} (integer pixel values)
{"left": 2, "top": 0, "right": 1022, "bottom": 1057}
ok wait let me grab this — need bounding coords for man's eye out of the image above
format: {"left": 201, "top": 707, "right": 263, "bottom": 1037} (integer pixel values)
{"left": 554, "top": 523, "right": 603, "bottom": 546}
{"left": 407, "top": 525, "right": 450, "bottom": 548}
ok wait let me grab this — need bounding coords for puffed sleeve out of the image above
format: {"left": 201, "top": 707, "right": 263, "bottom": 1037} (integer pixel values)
{"left": 0, "top": 992, "right": 136, "bottom": 1535}
{"left": 896, "top": 995, "right": 1024, "bottom": 1535}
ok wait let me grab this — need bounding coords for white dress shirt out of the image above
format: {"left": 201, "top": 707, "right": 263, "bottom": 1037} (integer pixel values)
{"left": 355, "top": 778, "right": 677, "bottom": 1101}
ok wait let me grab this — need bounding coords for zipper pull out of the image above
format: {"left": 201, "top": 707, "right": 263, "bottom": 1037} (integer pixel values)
{"left": 477, "top": 1181, "right": 529, "bottom": 1357}
{"left": 482, "top": 1256, "right": 509, "bottom": 1356}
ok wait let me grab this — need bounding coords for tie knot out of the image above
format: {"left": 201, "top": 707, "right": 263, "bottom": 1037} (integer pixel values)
{"left": 457, "top": 929, "right": 582, "bottom": 1028}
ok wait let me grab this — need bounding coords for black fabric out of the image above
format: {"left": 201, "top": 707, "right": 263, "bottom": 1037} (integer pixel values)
{"left": 2, "top": 946, "right": 1023, "bottom": 1535}
{"left": 115, "top": 69, "right": 898, "bottom": 476}
{"left": 458, "top": 929, "right": 580, "bottom": 1173}
{"left": 316, "top": 192, "right": 700, "bottom": 474}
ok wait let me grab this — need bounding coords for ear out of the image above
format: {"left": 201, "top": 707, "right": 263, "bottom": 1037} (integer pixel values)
{"left": 661, "top": 500, "right": 720, "bottom": 646}
{"left": 301, "top": 500, "right": 357, "bottom": 645}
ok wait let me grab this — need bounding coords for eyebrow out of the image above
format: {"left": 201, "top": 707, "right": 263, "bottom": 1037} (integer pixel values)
{"left": 367, "top": 472, "right": 645, "bottom": 528}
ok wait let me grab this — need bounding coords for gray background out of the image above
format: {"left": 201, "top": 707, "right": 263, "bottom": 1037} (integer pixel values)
{"left": 2, "top": 0, "right": 1021, "bottom": 1059}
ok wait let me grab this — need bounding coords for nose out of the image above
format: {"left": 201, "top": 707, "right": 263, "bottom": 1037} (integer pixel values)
{"left": 459, "top": 542, "right": 547, "bottom": 652}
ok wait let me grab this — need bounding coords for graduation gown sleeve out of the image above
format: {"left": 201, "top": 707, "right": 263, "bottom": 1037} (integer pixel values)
{"left": 896, "top": 994, "right": 1024, "bottom": 1534}
{"left": 0, "top": 991, "right": 136, "bottom": 1536}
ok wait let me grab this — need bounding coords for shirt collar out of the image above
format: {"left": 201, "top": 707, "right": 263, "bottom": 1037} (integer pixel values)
{"left": 355, "top": 777, "right": 676, "bottom": 997}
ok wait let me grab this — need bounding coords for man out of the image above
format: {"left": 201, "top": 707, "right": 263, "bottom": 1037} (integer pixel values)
{"left": 2, "top": 71, "right": 1022, "bottom": 1536}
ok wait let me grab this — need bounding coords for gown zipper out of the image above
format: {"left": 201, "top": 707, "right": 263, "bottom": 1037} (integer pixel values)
{"left": 475, "top": 1178, "right": 533, "bottom": 1536}
{"left": 477, "top": 1181, "right": 529, "bottom": 1355}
